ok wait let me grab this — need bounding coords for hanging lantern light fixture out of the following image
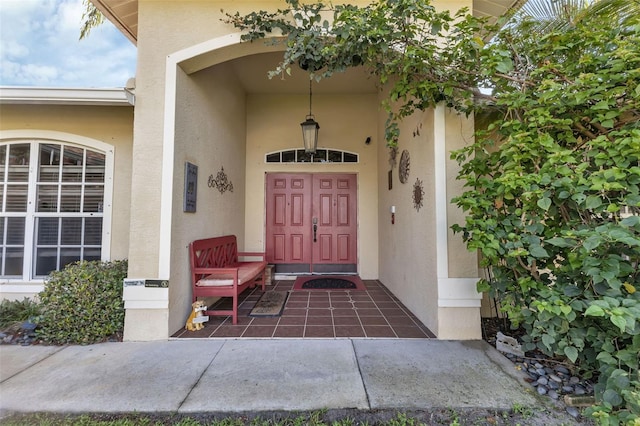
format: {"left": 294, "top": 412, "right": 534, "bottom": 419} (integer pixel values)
{"left": 301, "top": 79, "right": 319, "bottom": 153}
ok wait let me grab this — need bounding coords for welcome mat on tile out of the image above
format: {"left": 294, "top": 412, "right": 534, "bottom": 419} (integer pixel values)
{"left": 248, "top": 291, "right": 289, "bottom": 317}
{"left": 293, "top": 275, "right": 366, "bottom": 291}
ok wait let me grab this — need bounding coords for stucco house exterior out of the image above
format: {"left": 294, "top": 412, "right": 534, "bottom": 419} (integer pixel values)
{"left": 0, "top": 0, "right": 519, "bottom": 341}
{"left": 0, "top": 88, "right": 134, "bottom": 300}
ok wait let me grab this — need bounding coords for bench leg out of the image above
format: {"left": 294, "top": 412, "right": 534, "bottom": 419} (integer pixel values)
{"left": 231, "top": 294, "right": 238, "bottom": 325}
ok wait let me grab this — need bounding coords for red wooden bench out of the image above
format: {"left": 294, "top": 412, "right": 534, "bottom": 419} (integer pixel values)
{"left": 189, "top": 235, "right": 267, "bottom": 325}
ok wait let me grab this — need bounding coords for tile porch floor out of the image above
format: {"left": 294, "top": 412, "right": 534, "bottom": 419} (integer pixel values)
{"left": 173, "top": 280, "right": 435, "bottom": 339}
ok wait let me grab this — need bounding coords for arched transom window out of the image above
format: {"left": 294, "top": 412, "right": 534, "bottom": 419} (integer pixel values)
{"left": 265, "top": 149, "right": 358, "bottom": 164}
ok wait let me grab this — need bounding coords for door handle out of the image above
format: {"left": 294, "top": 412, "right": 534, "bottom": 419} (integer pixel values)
{"left": 312, "top": 217, "right": 318, "bottom": 242}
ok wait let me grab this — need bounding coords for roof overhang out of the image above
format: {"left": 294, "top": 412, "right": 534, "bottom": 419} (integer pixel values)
{"left": 0, "top": 87, "right": 134, "bottom": 106}
{"left": 474, "top": 0, "right": 527, "bottom": 25}
{"left": 90, "top": 0, "right": 526, "bottom": 45}
{"left": 90, "top": 0, "right": 137, "bottom": 45}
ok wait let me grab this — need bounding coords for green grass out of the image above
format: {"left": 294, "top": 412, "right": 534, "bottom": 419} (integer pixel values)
{"left": 0, "top": 404, "right": 594, "bottom": 426}
{"left": 0, "top": 412, "right": 429, "bottom": 426}
{"left": 0, "top": 409, "right": 576, "bottom": 426}
{"left": 0, "top": 413, "right": 331, "bottom": 426}
{"left": 511, "top": 403, "right": 533, "bottom": 419}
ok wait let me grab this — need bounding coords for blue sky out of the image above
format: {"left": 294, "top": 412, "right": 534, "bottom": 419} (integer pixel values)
{"left": 0, "top": 0, "right": 136, "bottom": 88}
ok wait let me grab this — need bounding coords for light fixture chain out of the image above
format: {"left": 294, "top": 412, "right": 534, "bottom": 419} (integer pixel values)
{"left": 309, "top": 79, "right": 313, "bottom": 117}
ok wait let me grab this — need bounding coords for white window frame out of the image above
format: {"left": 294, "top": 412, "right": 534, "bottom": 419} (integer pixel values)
{"left": 0, "top": 130, "right": 114, "bottom": 284}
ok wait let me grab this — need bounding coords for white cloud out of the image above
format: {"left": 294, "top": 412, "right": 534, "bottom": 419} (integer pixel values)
{"left": 0, "top": 0, "right": 136, "bottom": 88}
{"left": 1, "top": 40, "right": 29, "bottom": 59}
{"left": 0, "top": 58, "right": 63, "bottom": 87}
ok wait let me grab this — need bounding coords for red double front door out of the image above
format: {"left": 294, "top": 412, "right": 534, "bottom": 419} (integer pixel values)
{"left": 265, "top": 173, "right": 357, "bottom": 274}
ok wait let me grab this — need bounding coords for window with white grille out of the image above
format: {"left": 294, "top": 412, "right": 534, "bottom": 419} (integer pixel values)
{"left": 0, "top": 141, "right": 111, "bottom": 280}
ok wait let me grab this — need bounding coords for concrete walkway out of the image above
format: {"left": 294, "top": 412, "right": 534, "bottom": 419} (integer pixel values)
{"left": 0, "top": 339, "right": 541, "bottom": 415}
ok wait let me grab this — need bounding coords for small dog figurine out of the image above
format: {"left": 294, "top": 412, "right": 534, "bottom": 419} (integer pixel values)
{"left": 185, "top": 300, "right": 207, "bottom": 331}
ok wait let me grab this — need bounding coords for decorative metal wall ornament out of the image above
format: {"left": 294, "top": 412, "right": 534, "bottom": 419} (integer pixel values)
{"left": 399, "top": 149, "right": 410, "bottom": 183}
{"left": 208, "top": 167, "right": 234, "bottom": 194}
{"left": 413, "top": 122, "right": 422, "bottom": 137}
{"left": 413, "top": 178, "right": 425, "bottom": 211}
{"left": 388, "top": 146, "right": 398, "bottom": 168}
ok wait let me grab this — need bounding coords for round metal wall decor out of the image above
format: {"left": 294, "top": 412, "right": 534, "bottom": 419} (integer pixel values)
{"left": 413, "top": 178, "right": 425, "bottom": 211}
{"left": 399, "top": 150, "right": 410, "bottom": 183}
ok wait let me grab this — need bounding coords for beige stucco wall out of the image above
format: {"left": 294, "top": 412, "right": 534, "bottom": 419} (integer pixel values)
{"left": 376, "top": 104, "right": 481, "bottom": 339}
{"left": 377, "top": 107, "right": 439, "bottom": 334}
{"left": 437, "top": 108, "right": 481, "bottom": 339}
{"left": 123, "top": 1, "right": 262, "bottom": 339}
{"left": 444, "top": 108, "right": 477, "bottom": 278}
{"left": 245, "top": 92, "right": 379, "bottom": 279}
{"left": 128, "top": 0, "right": 419, "bottom": 278}
{"left": 128, "top": 0, "right": 322, "bottom": 279}
{"left": 170, "top": 63, "right": 247, "bottom": 335}
{"left": 0, "top": 103, "right": 133, "bottom": 303}
{"left": 0, "top": 104, "right": 133, "bottom": 263}
{"left": 124, "top": 62, "right": 248, "bottom": 339}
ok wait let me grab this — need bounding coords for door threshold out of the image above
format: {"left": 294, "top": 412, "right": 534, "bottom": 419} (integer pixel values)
{"left": 274, "top": 272, "right": 358, "bottom": 280}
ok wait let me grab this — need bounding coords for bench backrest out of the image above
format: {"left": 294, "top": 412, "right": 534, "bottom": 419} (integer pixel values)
{"left": 189, "top": 235, "right": 239, "bottom": 275}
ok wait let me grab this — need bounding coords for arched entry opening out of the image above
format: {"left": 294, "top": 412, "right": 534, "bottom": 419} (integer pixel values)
{"left": 124, "top": 35, "right": 385, "bottom": 340}
{"left": 124, "top": 32, "right": 482, "bottom": 341}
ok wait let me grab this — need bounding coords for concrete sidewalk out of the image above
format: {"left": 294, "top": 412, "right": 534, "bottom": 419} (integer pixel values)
{"left": 1, "top": 339, "right": 542, "bottom": 415}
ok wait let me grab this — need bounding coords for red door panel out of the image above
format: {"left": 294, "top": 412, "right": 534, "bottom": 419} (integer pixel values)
{"left": 311, "top": 174, "right": 357, "bottom": 271}
{"left": 266, "top": 173, "right": 312, "bottom": 270}
{"left": 273, "top": 235, "right": 285, "bottom": 261}
{"left": 273, "top": 194, "right": 286, "bottom": 225}
{"left": 266, "top": 173, "right": 357, "bottom": 274}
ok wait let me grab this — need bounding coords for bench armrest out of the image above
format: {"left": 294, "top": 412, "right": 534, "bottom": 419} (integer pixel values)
{"left": 238, "top": 251, "right": 265, "bottom": 260}
{"left": 193, "top": 267, "right": 239, "bottom": 275}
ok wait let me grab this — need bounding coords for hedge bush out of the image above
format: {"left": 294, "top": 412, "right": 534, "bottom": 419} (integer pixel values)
{"left": 37, "top": 260, "right": 128, "bottom": 345}
{"left": 451, "top": 20, "right": 640, "bottom": 424}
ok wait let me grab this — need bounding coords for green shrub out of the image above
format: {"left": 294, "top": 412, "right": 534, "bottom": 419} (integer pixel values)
{"left": 451, "top": 19, "right": 640, "bottom": 424}
{"left": 0, "top": 298, "right": 42, "bottom": 329}
{"left": 37, "top": 260, "right": 128, "bottom": 345}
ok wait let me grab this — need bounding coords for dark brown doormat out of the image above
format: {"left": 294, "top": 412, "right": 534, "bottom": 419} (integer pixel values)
{"left": 292, "top": 275, "right": 366, "bottom": 291}
{"left": 248, "top": 291, "right": 289, "bottom": 317}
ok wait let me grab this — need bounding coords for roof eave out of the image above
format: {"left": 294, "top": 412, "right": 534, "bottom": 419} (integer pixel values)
{"left": 89, "top": 0, "right": 137, "bottom": 45}
{"left": 90, "top": 1, "right": 526, "bottom": 48}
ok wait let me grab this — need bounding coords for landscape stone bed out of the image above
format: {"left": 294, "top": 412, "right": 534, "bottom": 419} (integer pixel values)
{"left": 504, "top": 352, "right": 593, "bottom": 419}
{"left": 483, "top": 318, "right": 594, "bottom": 421}
{"left": 0, "top": 320, "right": 121, "bottom": 346}
{"left": 1, "top": 321, "right": 38, "bottom": 346}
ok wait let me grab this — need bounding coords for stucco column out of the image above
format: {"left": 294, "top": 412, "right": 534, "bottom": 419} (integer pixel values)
{"left": 434, "top": 104, "right": 482, "bottom": 339}
{"left": 122, "top": 41, "right": 181, "bottom": 342}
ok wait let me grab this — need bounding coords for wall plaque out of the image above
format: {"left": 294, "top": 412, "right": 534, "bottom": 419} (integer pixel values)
{"left": 184, "top": 162, "right": 197, "bottom": 212}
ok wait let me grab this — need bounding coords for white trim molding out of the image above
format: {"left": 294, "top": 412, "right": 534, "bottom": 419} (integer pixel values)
{"left": 434, "top": 105, "right": 449, "bottom": 278}
{"left": 0, "top": 283, "right": 44, "bottom": 294}
{"left": 433, "top": 104, "right": 482, "bottom": 309}
{"left": 437, "top": 278, "right": 482, "bottom": 307}
{"left": 123, "top": 286, "right": 169, "bottom": 310}
{"left": 0, "top": 87, "right": 133, "bottom": 106}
